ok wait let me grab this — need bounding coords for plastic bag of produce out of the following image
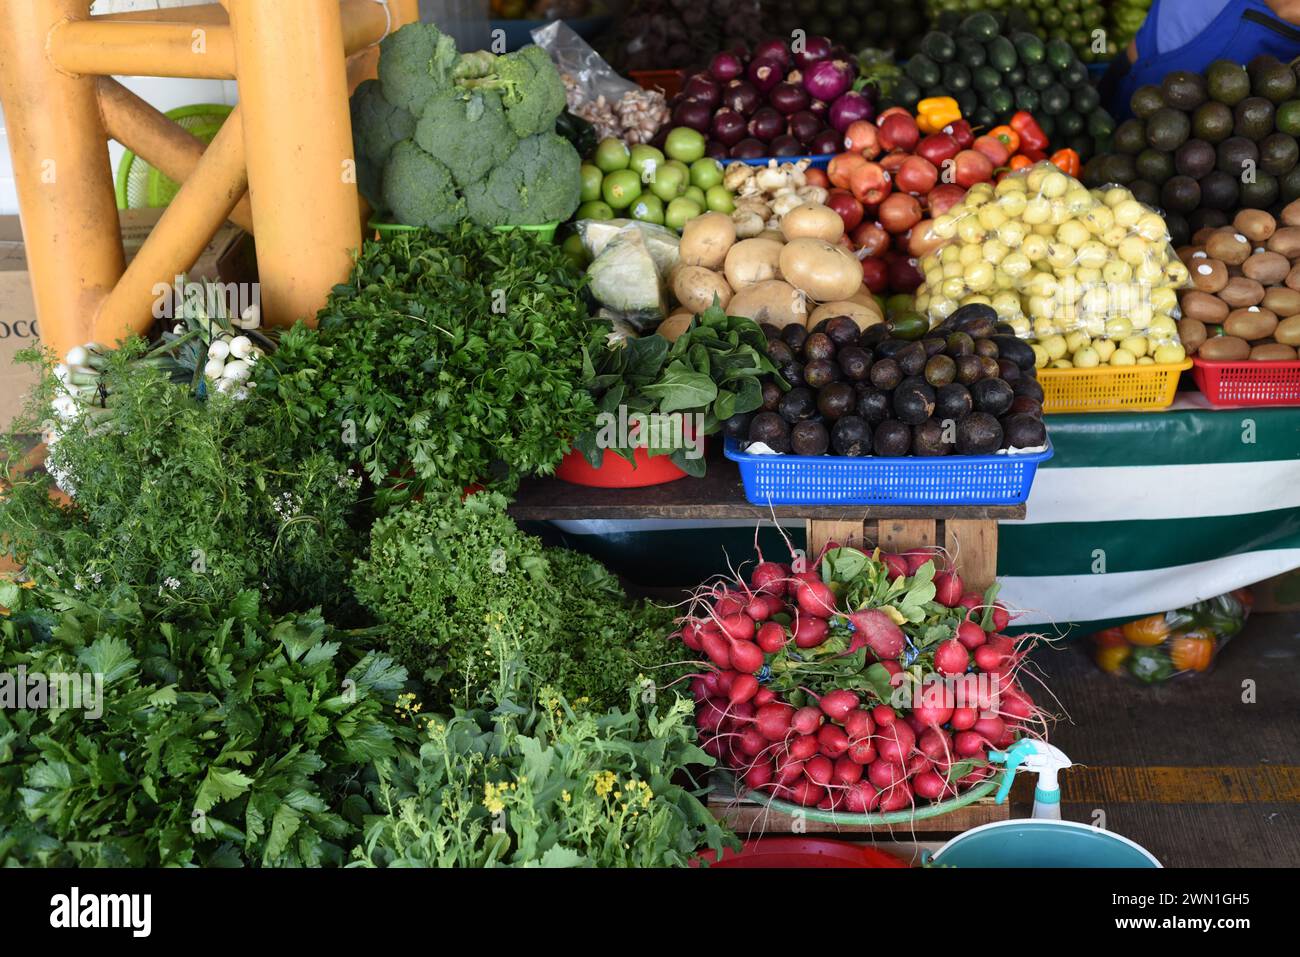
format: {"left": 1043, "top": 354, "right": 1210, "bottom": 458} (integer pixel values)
{"left": 914, "top": 163, "right": 1192, "bottom": 370}
{"left": 531, "top": 20, "right": 638, "bottom": 104}
{"left": 1090, "top": 589, "right": 1253, "bottom": 684}
{"left": 583, "top": 220, "right": 679, "bottom": 329}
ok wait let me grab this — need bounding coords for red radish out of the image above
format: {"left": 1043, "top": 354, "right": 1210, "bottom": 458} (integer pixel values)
{"left": 913, "top": 770, "right": 953, "bottom": 801}
{"left": 880, "top": 552, "right": 909, "bottom": 580}
{"left": 817, "top": 723, "right": 850, "bottom": 758}
{"left": 789, "top": 733, "right": 819, "bottom": 761}
{"left": 729, "top": 673, "right": 760, "bottom": 704}
{"left": 934, "top": 638, "right": 970, "bottom": 677}
{"left": 743, "top": 760, "right": 775, "bottom": 791}
{"left": 872, "top": 704, "right": 897, "bottom": 726}
{"left": 959, "top": 767, "right": 991, "bottom": 787}
{"left": 702, "top": 736, "right": 726, "bottom": 760}
{"left": 991, "top": 604, "right": 1012, "bottom": 631}
{"left": 701, "top": 633, "right": 732, "bottom": 669}
{"left": 701, "top": 671, "right": 722, "bottom": 696}
{"left": 793, "top": 614, "right": 830, "bottom": 649}
{"left": 868, "top": 758, "right": 907, "bottom": 789}
{"left": 689, "top": 676, "right": 711, "bottom": 701}
{"left": 715, "top": 670, "right": 735, "bottom": 695}
{"left": 738, "top": 726, "right": 767, "bottom": 756}
{"left": 902, "top": 548, "right": 939, "bottom": 574}
{"left": 911, "top": 701, "right": 954, "bottom": 728}
{"left": 1000, "top": 686, "right": 1035, "bottom": 720}
{"left": 731, "top": 700, "right": 755, "bottom": 723}
{"left": 954, "top": 730, "right": 986, "bottom": 758}
{"left": 805, "top": 755, "right": 834, "bottom": 786}
{"left": 845, "top": 780, "right": 878, "bottom": 812}
{"left": 756, "top": 621, "right": 787, "bottom": 653}
{"left": 819, "top": 689, "right": 860, "bottom": 722}
{"left": 729, "top": 639, "right": 765, "bottom": 674}
{"left": 755, "top": 702, "right": 795, "bottom": 741}
{"left": 792, "top": 569, "right": 822, "bottom": 588}
{"left": 744, "top": 594, "right": 777, "bottom": 622}
{"left": 996, "top": 726, "right": 1018, "bottom": 748}
{"left": 876, "top": 720, "right": 916, "bottom": 763}
{"left": 956, "top": 619, "right": 987, "bottom": 650}
{"left": 714, "top": 591, "right": 746, "bottom": 618}
{"left": 696, "top": 702, "right": 726, "bottom": 734}
{"left": 751, "top": 561, "right": 790, "bottom": 597}
{"left": 974, "top": 644, "right": 1006, "bottom": 674}
{"left": 790, "top": 779, "right": 826, "bottom": 807}
{"left": 795, "top": 579, "right": 836, "bottom": 617}
{"left": 950, "top": 707, "right": 978, "bottom": 730}
{"left": 847, "top": 609, "right": 905, "bottom": 659}
{"left": 906, "top": 752, "right": 932, "bottom": 776}
{"left": 987, "top": 633, "right": 1016, "bottom": 654}
{"left": 847, "top": 737, "right": 877, "bottom": 764}
{"left": 933, "top": 570, "right": 963, "bottom": 607}
{"left": 720, "top": 614, "right": 755, "bottom": 642}
{"left": 833, "top": 755, "right": 864, "bottom": 785}
{"left": 973, "top": 714, "right": 1005, "bottom": 741}
{"left": 775, "top": 755, "right": 805, "bottom": 786}
{"left": 880, "top": 660, "right": 904, "bottom": 686}
{"left": 905, "top": 712, "right": 927, "bottom": 735}
{"left": 754, "top": 687, "right": 777, "bottom": 706}
{"left": 918, "top": 727, "right": 952, "bottom": 762}
{"left": 681, "top": 619, "right": 705, "bottom": 651}
{"left": 845, "top": 709, "right": 874, "bottom": 741}
{"left": 958, "top": 591, "right": 984, "bottom": 612}
{"left": 792, "top": 706, "right": 823, "bottom": 736}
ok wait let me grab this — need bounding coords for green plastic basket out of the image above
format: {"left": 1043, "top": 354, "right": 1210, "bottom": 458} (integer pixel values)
{"left": 741, "top": 770, "right": 1007, "bottom": 826}
{"left": 115, "top": 103, "right": 234, "bottom": 209}
{"left": 368, "top": 219, "right": 559, "bottom": 243}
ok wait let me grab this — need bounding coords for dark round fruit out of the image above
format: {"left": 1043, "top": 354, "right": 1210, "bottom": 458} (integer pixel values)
{"left": 921, "top": 337, "right": 947, "bottom": 357}
{"left": 971, "top": 377, "right": 1015, "bottom": 416}
{"left": 1008, "top": 395, "right": 1044, "bottom": 418}
{"left": 761, "top": 379, "right": 783, "bottom": 411}
{"left": 791, "top": 420, "right": 830, "bottom": 456}
{"left": 990, "top": 335, "right": 1038, "bottom": 371}
{"left": 873, "top": 419, "right": 912, "bottom": 457}
{"left": 869, "top": 358, "right": 903, "bottom": 391}
{"left": 1175, "top": 139, "right": 1216, "bottom": 179}
{"left": 893, "top": 377, "right": 936, "bottom": 425}
{"left": 1147, "top": 107, "right": 1190, "bottom": 152}
{"left": 951, "top": 303, "right": 998, "bottom": 328}
{"left": 1198, "top": 170, "right": 1240, "bottom": 210}
{"left": 859, "top": 323, "right": 890, "bottom": 349}
{"left": 817, "top": 382, "right": 856, "bottom": 420}
{"left": 767, "top": 338, "right": 795, "bottom": 365}
{"left": 1001, "top": 413, "right": 1047, "bottom": 449}
{"left": 1161, "top": 175, "right": 1201, "bottom": 214}
{"left": 780, "top": 360, "right": 806, "bottom": 388}
{"left": 912, "top": 418, "right": 952, "bottom": 457}
{"left": 837, "top": 345, "right": 872, "bottom": 381}
{"left": 856, "top": 386, "right": 891, "bottom": 425}
{"left": 831, "top": 416, "right": 872, "bottom": 457}
{"left": 1260, "top": 132, "right": 1300, "bottom": 176}
{"left": 782, "top": 323, "right": 808, "bottom": 352}
{"left": 723, "top": 412, "right": 753, "bottom": 439}
{"left": 826, "top": 315, "right": 861, "bottom": 347}
{"left": 804, "top": 357, "right": 838, "bottom": 390}
{"left": 956, "top": 412, "right": 1003, "bottom": 455}
{"left": 935, "top": 382, "right": 973, "bottom": 421}
{"left": 996, "top": 358, "right": 1022, "bottom": 382}
{"left": 778, "top": 387, "right": 817, "bottom": 423}
{"left": 945, "top": 331, "right": 975, "bottom": 356}
{"left": 749, "top": 411, "right": 791, "bottom": 453}
{"left": 955, "top": 354, "right": 985, "bottom": 385}
{"left": 978, "top": 356, "right": 1002, "bottom": 380}
{"left": 804, "top": 332, "right": 836, "bottom": 362}
{"left": 759, "top": 322, "right": 782, "bottom": 340}
{"left": 808, "top": 318, "right": 831, "bottom": 336}
{"left": 873, "top": 338, "right": 908, "bottom": 360}
{"left": 924, "top": 354, "right": 957, "bottom": 388}
{"left": 896, "top": 341, "right": 929, "bottom": 377}
{"left": 973, "top": 337, "right": 1000, "bottom": 359}
{"left": 1011, "top": 376, "right": 1045, "bottom": 403}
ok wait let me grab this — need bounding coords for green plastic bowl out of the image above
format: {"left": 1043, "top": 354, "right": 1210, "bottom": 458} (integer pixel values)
{"left": 368, "top": 220, "right": 559, "bottom": 243}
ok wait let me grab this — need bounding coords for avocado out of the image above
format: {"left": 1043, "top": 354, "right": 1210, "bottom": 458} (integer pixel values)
{"left": 817, "top": 382, "right": 856, "bottom": 421}
{"left": 804, "top": 331, "right": 835, "bottom": 362}
{"left": 1012, "top": 376, "right": 1045, "bottom": 403}
{"left": 1161, "top": 175, "right": 1202, "bottom": 215}
{"left": 1162, "top": 70, "right": 1208, "bottom": 111}
{"left": 956, "top": 413, "right": 1004, "bottom": 456}
{"left": 951, "top": 303, "right": 998, "bottom": 330}
{"left": 1098, "top": 151, "right": 1139, "bottom": 185}
{"left": 723, "top": 412, "right": 753, "bottom": 440}
{"left": 1129, "top": 179, "right": 1162, "bottom": 209}
{"left": 955, "top": 354, "right": 984, "bottom": 386}
{"left": 893, "top": 377, "right": 936, "bottom": 426}
{"left": 945, "top": 331, "right": 975, "bottom": 357}
{"left": 761, "top": 379, "right": 782, "bottom": 412}
{"left": 912, "top": 419, "right": 953, "bottom": 457}
{"left": 869, "top": 357, "right": 903, "bottom": 392}
{"left": 896, "top": 341, "right": 929, "bottom": 377}
{"left": 873, "top": 338, "right": 907, "bottom": 360}
{"left": 1147, "top": 107, "right": 1191, "bottom": 152}
{"left": 1088, "top": 109, "right": 1116, "bottom": 140}
{"left": 831, "top": 416, "right": 872, "bottom": 457}
{"left": 1206, "top": 59, "right": 1251, "bottom": 107}
{"left": 1235, "top": 97, "right": 1276, "bottom": 140}
{"left": 1250, "top": 54, "right": 1297, "bottom": 103}
{"left": 1192, "top": 101, "right": 1235, "bottom": 143}
{"left": 1260, "top": 132, "right": 1300, "bottom": 176}
{"left": 935, "top": 383, "right": 974, "bottom": 421}
{"left": 778, "top": 387, "right": 817, "bottom": 424}
{"left": 780, "top": 360, "right": 805, "bottom": 388}
{"left": 1217, "top": 136, "right": 1260, "bottom": 176}
{"left": 1240, "top": 171, "right": 1280, "bottom": 209}
{"left": 803, "top": 357, "right": 837, "bottom": 390}
{"left": 837, "top": 345, "right": 872, "bottom": 382}
{"left": 1113, "top": 118, "right": 1148, "bottom": 154}
{"left": 1136, "top": 148, "right": 1175, "bottom": 183}
{"left": 990, "top": 335, "right": 1038, "bottom": 371}
{"left": 826, "top": 315, "right": 861, "bottom": 347}
{"left": 748, "top": 411, "right": 791, "bottom": 453}
{"left": 1190, "top": 208, "right": 1231, "bottom": 233}
{"left": 971, "top": 377, "right": 1014, "bottom": 417}
{"left": 1282, "top": 165, "right": 1300, "bottom": 204}
{"left": 873, "top": 419, "right": 912, "bottom": 458}
{"left": 859, "top": 323, "right": 890, "bottom": 349}
{"left": 781, "top": 323, "right": 807, "bottom": 352}
{"left": 1130, "top": 85, "right": 1166, "bottom": 119}
{"left": 1276, "top": 99, "right": 1300, "bottom": 136}
{"left": 790, "top": 420, "right": 830, "bottom": 456}
{"left": 1001, "top": 414, "right": 1047, "bottom": 450}
{"left": 1175, "top": 139, "right": 1216, "bottom": 179}
{"left": 855, "top": 386, "right": 891, "bottom": 425}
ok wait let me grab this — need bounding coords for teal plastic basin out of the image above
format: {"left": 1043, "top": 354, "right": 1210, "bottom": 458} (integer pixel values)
{"left": 932, "top": 820, "right": 1162, "bottom": 868}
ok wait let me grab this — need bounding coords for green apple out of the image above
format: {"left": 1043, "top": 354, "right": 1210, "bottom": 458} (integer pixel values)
{"left": 683, "top": 185, "right": 707, "bottom": 207}
{"left": 648, "top": 163, "right": 687, "bottom": 202}
{"left": 576, "top": 200, "right": 615, "bottom": 220}
{"left": 704, "top": 184, "right": 735, "bottom": 214}
{"left": 628, "top": 144, "right": 666, "bottom": 184}
{"left": 665, "top": 197, "right": 704, "bottom": 231}
{"left": 601, "top": 168, "right": 642, "bottom": 210}
{"left": 689, "top": 157, "right": 724, "bottom": 190}
{"left": 629, "top": 193, "right": 665, "bottom": 225}
{"left": 594, "top": 137, "right": 631, "bottom": 173}
{"left": 664, "top": 127, "right": 707, "bottom": 163}
{"left": 579, "top": 163, "right": 604, "bottom": 203}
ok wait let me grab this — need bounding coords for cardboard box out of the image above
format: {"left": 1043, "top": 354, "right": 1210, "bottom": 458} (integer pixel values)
{"left": 0, "top": 211, "right": 251, "bottom": 429}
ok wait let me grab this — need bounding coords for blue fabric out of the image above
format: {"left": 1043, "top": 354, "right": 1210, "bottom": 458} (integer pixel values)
{"left": 1112, "top": 0, "right": 1300, "bottom": 119}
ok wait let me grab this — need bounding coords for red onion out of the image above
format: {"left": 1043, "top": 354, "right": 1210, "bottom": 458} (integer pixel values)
{"left": 787, "top": 110, "right": 822, "bottom": 144}
{"left": 708, "top": 51, "right": 744, "bottom": 83}
{"left": 809, "top": 128, "right": 842, "bottom": 155}
{"left": 747, "top": 106, "right": 784, "bottom": 142}
{"left": 828, "top": 90, "right": 874, "bottom": 134}
{"left": 793, "top": 35, "right": 833, "bottom": 70}
{"left": 803, "top": 59, "right": 856, "bottom": 103}
{"left": 682, "top": 73, "right": 721, "bottom": 111}
{"left": 753, "top": 38, "right": 792, "bottom": 68}
{"left": 672, "top": 98, "right": 714, "bottom": 134}
{"left": 808, "top": 97, "right": 829, "bottom": 116}
{"left": 725, "top": 79, "right": 761, "bottom": 116}
{"left": 747, "top": 56, "right": 785, "bottom": 94}
{"left": 706, "top": 139, "right": 729, "bottom": 161}
{"left": 769, "top": 134, "right": 802, "bottom": 157}
{"left": 769, "top": 81, "right": 810, "bottom": 115}
{"left": 711, "top": 108, "right": 747, "bottom": 146}
{"left": 731, "top": 138, "right": 767, "bottom": 159}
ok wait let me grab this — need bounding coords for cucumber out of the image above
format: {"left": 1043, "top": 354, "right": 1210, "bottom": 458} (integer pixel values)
{"left": 1060, "top": 59, "right": 1089, "bottom": 89}
{"left": 1046, "top": 38, "right": 1074, "bottom": 71}
{"left": 961, "top": 11, "right": 1000, "bottom": 42}
{"left": 921, "top": 31, "right": 957, "bottom": 64}
{"left": 987, "top": 36, "right": 1018, "bottom": 74}
{"left": 1006, "top": 66, "right": 1026, "bottom": 87}
{"left": 955, "top": 36, "right": 986, "bottom": 68}
{"left": 1072, "top": 84, "right": 1101, "bottom": 115}
{"left": 972, "top": 65, "right": 1002, "bottom": 94}
{"left": 1012, "top": 32, "right": 1046, "bottom": 66}
{"left": 1088, "top": 109, "right": 1116, "bottom": 139}
{"left": 906, "top": 54, "right": 942, "bottom": 88}
{"left": 1014, "top": 86, "right": 1041, "bottom": 113}
{"left": 1027, "top": 63, "right": 1055, "bottom": 91}
{"left": 971, "top": 106, "right": 998, "bottom": 130}
{"left": 942, "top": 62, "right": 972, "bottom": 93}
{"left": 984, "top": 87, "right": 1014, "bottom": 118}
{"left": 1057, "top": 110, "right": 1085, "bottom": 138}
{"left": 955, "top": 88, "right": 979, "bottom": 118}
{"left": 1041, "top": 83, "right": 1071, "bottom": 116}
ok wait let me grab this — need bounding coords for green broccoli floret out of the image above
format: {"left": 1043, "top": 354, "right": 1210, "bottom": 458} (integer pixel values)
{"left": 382, "top": 140, "right": 465, "bottom": 229}
{"left": 464, "top": 132, "right": 580, "bottom": 227}
{"left": 351, "top": 79, "right": 416, "bottom": 166}
{"left": 377, "top": 22, "right": 459, "bottom": 117}
{"left": 460, "top": 45, "right": 567, "bottom": 139}
{"left": 355, "top": 151, "right": 385, "bottom": 209}
{"left": 414, "top": 88, "right": 516, "bottom": 188}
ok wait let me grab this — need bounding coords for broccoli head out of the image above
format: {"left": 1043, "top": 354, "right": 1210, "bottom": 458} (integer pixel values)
{"left": 414, "top": 88, "right": 516, "bottom": 188}
{"left": 464, "top": 132, "right": 580, "bottom": 227}
{"left": 351, "top": 79, "right": 416, "bottom": 166}
{"left": 383, "top": 140, "right": 466, "bottom": 229}
{"left": 460, "top": 45, "right": 567, "bottom": 139}
{"left": 377, "top": 22, "right": 459, "bottom": 116}
{"left": 355, "top": 151, "right": 385, "bottom": 209}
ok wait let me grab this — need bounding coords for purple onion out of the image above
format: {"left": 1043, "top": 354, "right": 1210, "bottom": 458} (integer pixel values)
{"left": 769, "top": 81, "right": 810, "bottom": 115}
{"left": 808, "top": 98, "right": 829, "bottom": 116}
{"left": 809, "top": 129, "right": 842, "bottom": 155}
{"left": 725, "top": 79, "right": 761, "bottom": 116}
{"left": 803, "top": 59, "right": 855, "bottom": 103}
{"left": 706, "top": 139, "right": 730, "bottom": 161}
{"left": 731, "top": 138, "right": 767, "bottom": 160}
{"left": 747, "top": 106, "right": 785, "bottom": 142}
{"left": 747, "top": 56, "right": 785, "bottom": 94}
{"left": 753, "top": 38, "right": 792, "bottom": 68}
{"left": 787, "top": 110, "right": 823, "bottom": 145}
{"left": 682, "top": 74, "right": 721, "bottom": 111}
{"left": 794, "top": 35, "right": 834, "bottom": 70}
{"left": 672, "top": 98, "right": 714, "bottom": 134}
{"left": 708, "top": 51, "right": 744, "bottom": 83}
{"left": 769, "top": 134, "right": 803, "bottom": 157}
{"left": 711, "top": 108, "right": 747, "bottom": 146}
{"left": 828, "top": 90, "right": 875, "bottom": 133}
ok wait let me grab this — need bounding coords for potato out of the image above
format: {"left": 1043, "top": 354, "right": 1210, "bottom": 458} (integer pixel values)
{"left": 1178, "top": 317, "right": 1207, "bottom": 355}
{"left": 726, "top": 279, "right": 808, "bottom": 328}
{"left": 781, "top": 203, "right": 845, "bottom": 243}
{"left": 1234, "top": 209, "right": 1277, "bottom": 243}
{"left": 1190, "top": 258, "right": 1229, "bottom": 293}
{"left": 808, "top": 300, "right": 884, "bottom": 331}
{"left": 1180, "top": 289, "right": 1230, "bottom": 324}
{"left": 778, "top": 238, "right": 863, "bottom": 303}
{"left": 1263, "top": 286, "right": 1300, "bottom": 317}
{"left": 758, "top": 228, "right": 786, "bottom": 244}
{"left": 656, "top": 310, "right": 695, "bottom": 343}
{"left": 1276, "top": 314, "right": 1300, "bottom": 346}
{"left": 1282, "top": 198, "right": 1300, "bottom": 227}
{"left": 724, "top": 238, "right": 784, "bottom": 290}
{"left": 672, "top": 265, "right": 733, "bottom": 314}
{"left": 1205, "top": 229, "right": 1252, "bottom": 265}
{"left": 1250, "top": 342, "right": 1297, "bottom": 360}
{"left": 1218, "top": 276, "right": 1266, "bottom": 308}
{"left": 1198, "top": 335, "right": 1251, "bottom": 361}
{"left": 678, "top": 212, "right": 736, "bottom": 269}
{"left": 1224, "top": 307, "right": 1278, "bottom": 341}
{"left": 1242, "top": 251, "right": 1290, "bottom": 285}
{"left": 1266, "top": 225, "right": 1300, "bottom": 260}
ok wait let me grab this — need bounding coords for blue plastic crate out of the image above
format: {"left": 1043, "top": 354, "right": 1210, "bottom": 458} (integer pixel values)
{"left": 723, "top": 437, "right": 1053, "bottom": 506}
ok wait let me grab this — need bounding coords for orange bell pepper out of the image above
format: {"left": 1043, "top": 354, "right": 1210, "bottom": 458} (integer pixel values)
{"left": 916, "top": 97, "right": 961, "bottom": 135}
{"left": 1169, "top": 632, "right": 1215, "bottom": 672}
{"left": 989, "top": 125, "right": 1021, "bottom": 154}
{"left": 1122, "top": 614, "right": 1171, "bottom": 647}
{"left": 1008, "top": 154, "right": 1034, "bottom": 173}
{"left": 1049, "top": 148, "right": 1081, "bottom": 177}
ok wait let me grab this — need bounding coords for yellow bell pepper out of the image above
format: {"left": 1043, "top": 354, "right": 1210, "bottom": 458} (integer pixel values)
{"left": 916, "top": 97, "right": 961, "bottom": 135}
{"left": 1095, "top": 644, "right": 1132, "bottom": 674}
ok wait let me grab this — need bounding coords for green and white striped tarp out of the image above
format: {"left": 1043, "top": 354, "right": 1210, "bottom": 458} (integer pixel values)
{"left": 534, "top": 395, "right": 1300, "bottom": 637}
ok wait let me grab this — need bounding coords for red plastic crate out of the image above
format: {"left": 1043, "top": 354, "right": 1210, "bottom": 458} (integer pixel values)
{"left": 1192, "top": 358, "right": 1300, "bottom": 407}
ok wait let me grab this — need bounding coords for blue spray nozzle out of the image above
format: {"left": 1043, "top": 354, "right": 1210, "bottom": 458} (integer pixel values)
{"left": 987, "top": 739, "right": 1038, "bottom": 805}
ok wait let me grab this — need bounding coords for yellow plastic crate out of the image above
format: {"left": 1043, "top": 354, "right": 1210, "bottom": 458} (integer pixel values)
{"left": 1038, "top": 360, "right": 1192, "bottom": 414}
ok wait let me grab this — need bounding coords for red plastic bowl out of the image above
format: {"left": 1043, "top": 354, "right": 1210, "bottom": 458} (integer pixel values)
{"left": 695, "top": 837, "right": 909, "bottom": 869}
{"left": 553, "top": 446, "right": 690, "bottom": 488}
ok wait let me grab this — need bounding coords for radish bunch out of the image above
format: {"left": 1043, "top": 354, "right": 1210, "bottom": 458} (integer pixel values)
{"left": 677, "top": 539, "right": 1052, "bottom": 815}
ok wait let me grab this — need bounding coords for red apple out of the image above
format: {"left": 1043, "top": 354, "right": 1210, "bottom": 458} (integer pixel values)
{"left": 860, "top": 255, "right": 889, "bottom": 294}
{"left": 953, "top": 149, "right": 995, "bottom": 189}
{"left": 879, "top": 149, "right": 909, "bottom": 176}
{"left": 879, "top": 192, "right": 923, "bottom": 234}
{"left": 908, "top": 220, "right": 945, "bottom": 257}
{"left": 886, "top": 252, "right": 924, "bottom": 292}
{"left": 926, "top": 183, "right": 967, "bottom": 216}
{"left": 849, "top": 161, "right": 892, "bottom": 206}
{"left": 850, "top": 220, "right": 890, "bottom": 257}
{"left": 896, "top": 155, "right": 939, "bottom": 195}
{"left": 944, "top": 119, "right": 974, "bottom": 149}
{"left": 826, "top": 188, "right": 864, "bottom": 232}
{"left": 916, "top": 133, "right": 960, "bottom": 168}
{"left": 878, "top": 112, "right": 920, "bottom": 153}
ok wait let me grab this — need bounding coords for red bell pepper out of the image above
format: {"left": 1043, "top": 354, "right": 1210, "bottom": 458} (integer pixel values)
{"left": 1009, "top": 111, "right": 1049, "bottom": 152}
{"left": 1050, "top": 148, "right": 1082, "bottom": 177}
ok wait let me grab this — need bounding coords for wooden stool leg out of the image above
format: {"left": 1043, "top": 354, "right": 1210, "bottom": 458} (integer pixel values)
{"left": 227, "top": 0, "right": 361, "bottom": 328}
{"left": 0, "top": 0, "right": 124, "bottom": 359}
